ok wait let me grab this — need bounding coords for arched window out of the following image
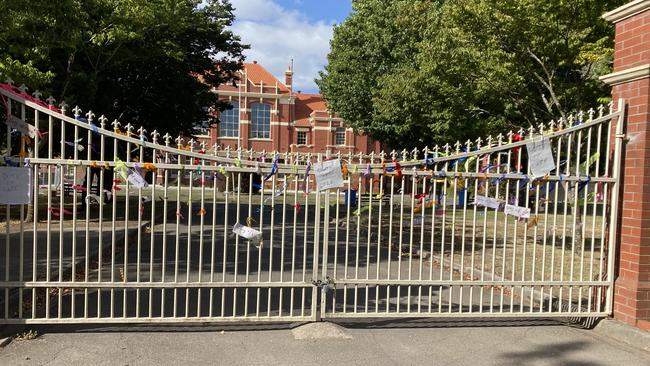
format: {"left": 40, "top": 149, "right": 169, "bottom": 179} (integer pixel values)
{"left": 250, "top": 103, "right": 271, "bottom": 139}
{"left": 219, "top": 101, "right": 239, "bottom": 137}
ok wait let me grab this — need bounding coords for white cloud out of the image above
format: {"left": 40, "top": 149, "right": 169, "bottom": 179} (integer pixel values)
{"left": 228, "top": 0, "right": 335, "bottom": 93}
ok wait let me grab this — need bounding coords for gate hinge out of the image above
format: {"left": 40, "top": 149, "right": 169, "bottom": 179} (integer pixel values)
{"left": 311, "top": 276, "right": 336, "bottom": 293}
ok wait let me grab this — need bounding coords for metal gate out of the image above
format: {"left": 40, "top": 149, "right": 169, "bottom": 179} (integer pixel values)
{"left": 0, "top": 83, "right": 624, "bottom": 323}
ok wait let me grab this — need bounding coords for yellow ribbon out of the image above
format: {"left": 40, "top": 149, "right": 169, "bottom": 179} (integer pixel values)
{"left": 114, "top": 158, "right": 129, "bottom": 180}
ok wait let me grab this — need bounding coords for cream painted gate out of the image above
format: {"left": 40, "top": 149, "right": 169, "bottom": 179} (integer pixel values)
{"left": 0, "top": 83, "right": 624, "bottom": 323}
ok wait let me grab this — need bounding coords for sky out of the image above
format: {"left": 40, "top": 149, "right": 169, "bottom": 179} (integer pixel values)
{"left": 228, "top": 0, "right": 352, "bottom": 94}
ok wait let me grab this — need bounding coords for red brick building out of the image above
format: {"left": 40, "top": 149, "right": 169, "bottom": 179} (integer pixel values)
{"left": 204, "top": 61, "right": 381, "bottom": 155}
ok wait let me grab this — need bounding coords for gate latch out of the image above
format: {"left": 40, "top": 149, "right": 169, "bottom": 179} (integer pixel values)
{"left": 312, "top": 276, "right": 336, "bottom": 293}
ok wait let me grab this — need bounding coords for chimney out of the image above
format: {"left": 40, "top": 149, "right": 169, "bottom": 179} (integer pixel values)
{"left": 285, "top": 62, "right": 293, "bottom": 89}
{"left": 253, "top": 60, "right": 257, "bottom": 64}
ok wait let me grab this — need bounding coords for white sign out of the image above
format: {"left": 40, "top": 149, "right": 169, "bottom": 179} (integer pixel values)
{"left": 504, "top": 204, "right": 531, "bottom": 219}
{"left": 313, "top": 159, "right": 344, "bottom": 191}
{"left": 475, "top": 196, "right": 500, "bottom": 210}
{"left": 526, "top": 138, "right": 555, "bottom": 178}
{"left": 0, "top": 167, "right": 32, "bottom": 204}
{"left": 127, "top": 169, "right": 148, "bottom": 188}
{"left": 232, "top": 223, "right": 262, "bottom": 241}
{"left": 5, "top": 115, "right": 38, "bottom": 138}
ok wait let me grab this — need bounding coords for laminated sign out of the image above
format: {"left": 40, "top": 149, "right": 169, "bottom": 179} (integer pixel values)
{"left": 475, "top": 195, "right": 500, "bottom": 210}
{"left": 313, "top": 159, "right": 344, "bottom": 191}
{"left": 127, "top": 169, "right": 148, "bottom": 188}
{"left": 0, "top": 167, "right": 32, "bottom": 204}
{"left": 526, "top": 138, "right": 555, "bottom": 178}
{"left": 504, "top": 204, "right": 531, "bottom": 219}
{"left": 232, "top": 223, "right": 262, "bottom": 241}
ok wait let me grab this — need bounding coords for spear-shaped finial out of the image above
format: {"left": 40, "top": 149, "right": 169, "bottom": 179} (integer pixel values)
{"left": 46, "top": 96, "right": 56, "bottom": 106}
{"left": 111, "top": 119, "right": 121, "bottom": 131}
{"left": 124, "top": 123, "right": 134, "bottom": 136}
{"left": 72, "top": 106, "right": 82, "bottom": 117}
{"left": 59, "top": 101, "right": 68, "bottom": 114}
{"left": 163, "top": 133, "right": 172, "bottom": 146}
{"left": 151, "top": 130, "right": 160, "bottom": 144}
{"left": 32, "top": 90, "right": 42, "bottom": 100}
{"left": 98, "top": 115, "right": 108, "bottom": 129}
{"left": 85, "top": 110, "right": 95, "bottom": 122}
{"left": 18, "top": 84, "right": 28, "bottom": 94}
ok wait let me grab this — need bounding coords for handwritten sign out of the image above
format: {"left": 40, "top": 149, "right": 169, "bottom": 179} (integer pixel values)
{"left": 504, "top": 204, "right": 531, "bottom": 219}
{"left": 0, "top": 167, "right": 32, "bottom": 204}
{"left": 526, "top": 138, "right": 555, "bottom": 178}
{"left": 5, "top": 115, "right": 38, "bottom": 138}
{"left": 232, "top": 223, "right": 262, "bottom": 241}
{"left": 127, "top": 169, "right": 148, "bottom": 188}
{"left": 313, "top": 159, "right": 344, "bottom": 191}
{"left": 475, "top": 196, "right": 500, "bottom": 210}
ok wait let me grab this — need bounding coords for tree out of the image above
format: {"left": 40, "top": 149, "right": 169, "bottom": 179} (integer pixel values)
{"left": 317, "top": 0, "right": 626, "bottom": 149}
{"left": 0, "top": 0, "right": 247, "bottom": 135}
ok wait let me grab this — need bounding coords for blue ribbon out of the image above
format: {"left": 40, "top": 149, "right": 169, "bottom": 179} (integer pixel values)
{"left": 4, "top": 157, "right": 19, "bottom": 167}
{"left": 264, "top": 158, "right": 278, "bottom": 182}
{"left": 491, "top": 174, "right": 505, "bottom": 186}
{"left": 578, "top": 175, "right": 591, "bottom": 192}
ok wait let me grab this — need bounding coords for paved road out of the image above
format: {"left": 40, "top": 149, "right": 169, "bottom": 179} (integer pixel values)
{"left": 0, "top": 320, "right": 649, "bottom": 365}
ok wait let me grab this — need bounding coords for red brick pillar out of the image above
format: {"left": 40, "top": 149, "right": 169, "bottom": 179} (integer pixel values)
{"left": 601, "top": 0, "right": 650, "bottom": 331}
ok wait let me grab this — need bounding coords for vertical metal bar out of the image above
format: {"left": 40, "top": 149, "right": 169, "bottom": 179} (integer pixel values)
{"left": 606, "top": 99, "right": 625, "bottom": 314}
{"left": 32, "top": 108, "right": 40, "bottom": 320}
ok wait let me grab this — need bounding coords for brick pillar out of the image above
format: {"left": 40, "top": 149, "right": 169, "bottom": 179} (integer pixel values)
{"left": 601, "top": 0, "right": 650, "bottom": 331}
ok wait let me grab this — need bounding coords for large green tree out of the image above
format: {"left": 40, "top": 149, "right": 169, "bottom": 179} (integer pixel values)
{"left": 317, "top": 0, "right": 625, "bottom": 149}
{"left": 0, "top": 0, "right": 246, "bottom": 135}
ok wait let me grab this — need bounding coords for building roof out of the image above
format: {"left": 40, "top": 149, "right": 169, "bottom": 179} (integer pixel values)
{"left": 294, "top": 93, "right": 328, "bottom": 123}
{"left": 241, "top": 62, "right": 290, "bottom": 93}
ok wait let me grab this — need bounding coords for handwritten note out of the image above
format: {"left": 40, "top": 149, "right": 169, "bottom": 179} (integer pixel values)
{"left": 0, "top": 167, "right": 32, "bottom": 204}
{"left": 526, "top": 138, "right": 555, "bottom": 178}
{"left": 127, "top": 169, "right": 148, "bottom": 188}
{"left": 313, "top": 159, "right": 344, "bottom": 191}
{"left": 475, "top": 196, "right": 501, "bottom": 210}
{"left": 232, "top": 223, "right": 262, "bottom": 241}
{"left": 504, "top": 204, "right": 531, "bottom": 219}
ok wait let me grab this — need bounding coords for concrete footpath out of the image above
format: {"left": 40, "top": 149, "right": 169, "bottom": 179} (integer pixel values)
{"left": 1, "top": 319, "right": 649, "bottom": 365}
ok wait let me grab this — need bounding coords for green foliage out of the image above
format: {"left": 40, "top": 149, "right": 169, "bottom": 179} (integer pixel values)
{"left": 0, "top": 0, "right": 247, "bottom": 135}
{"left": 317, "top": 0, "right": 626, "bottom": 149}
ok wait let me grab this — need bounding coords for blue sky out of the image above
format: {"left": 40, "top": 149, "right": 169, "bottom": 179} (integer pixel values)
{"left": 229, "top": 0, "right": 352, "bottom": 94}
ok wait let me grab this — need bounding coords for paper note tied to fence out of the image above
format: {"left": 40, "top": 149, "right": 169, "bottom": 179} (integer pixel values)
{"left": 313, "top": 159, "right": 344, "bottom": 191}
{"left": 5, "top": 115, "right": 38, "bottom": 138}
{"left": 127, "top": 169, "right": 148, "bottom": 188}
{"left": 475, "top": 195, "right": 500, "bottom": 209}
{"left": 232, "top": 223, "right": 262, "bottom": 241}
{"left": 504, "top": 204, "right": 531, "bottom": 219}
{"left": 526, "top": 138, "right": 555, "bottom": 177}
{"left": 0, "top": 167, "right": 32, "bottom": 204}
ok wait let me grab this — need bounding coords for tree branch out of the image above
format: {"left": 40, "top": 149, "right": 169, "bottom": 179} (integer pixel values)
{"left": 528, "top": 48, "right": 566, "bottom": 120}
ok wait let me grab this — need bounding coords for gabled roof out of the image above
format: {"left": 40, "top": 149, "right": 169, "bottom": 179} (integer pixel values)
{"left": 294, "top": 93, "right": 328, "bottom": 123}
{"left": 240, "top": 63, "right": 290, "bottom": 93}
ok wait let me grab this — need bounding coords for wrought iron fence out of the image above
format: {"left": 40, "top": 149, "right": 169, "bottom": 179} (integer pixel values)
{"left": 0, "top": 82, "right": 623, "bottom": 323}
